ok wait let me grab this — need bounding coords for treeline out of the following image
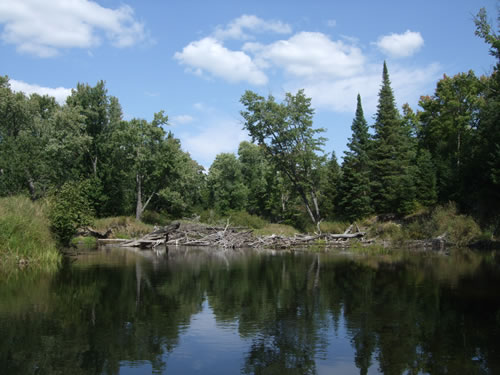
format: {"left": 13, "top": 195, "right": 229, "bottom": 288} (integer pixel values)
{"left": 0, "top": 9, "right": 499, "bottom": 236}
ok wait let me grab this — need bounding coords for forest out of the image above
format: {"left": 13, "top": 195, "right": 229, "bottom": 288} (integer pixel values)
{"left": 0, "top": 9, "right": 499, "bottom": 248}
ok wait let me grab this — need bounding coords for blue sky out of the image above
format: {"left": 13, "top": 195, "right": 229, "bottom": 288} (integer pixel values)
{"left": 1, "top": 0, "right": 497, "bottom": 169}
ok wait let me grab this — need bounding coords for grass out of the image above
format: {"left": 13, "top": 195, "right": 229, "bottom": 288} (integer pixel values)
{"left": 70, "top": 236, "right": 98, "bottom": 248}
{"left": 0, "top": 196, "right": 61, "bottom": 269}
{"left": 253, "top": 223, "right": 299, "bottom": 237}
{"left": 93, "top": 216, "right": 154, "bottom": 239}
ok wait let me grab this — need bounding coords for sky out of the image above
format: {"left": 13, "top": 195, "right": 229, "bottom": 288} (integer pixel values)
{"left": 1, "top": 0, "right": 498, "bottom": 170}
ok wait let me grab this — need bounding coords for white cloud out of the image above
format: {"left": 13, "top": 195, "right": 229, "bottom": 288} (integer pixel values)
{"left": 299, "top": 63, "right": 441, "bottom": 114}
{"left": 375, "top": 30, "right": 424, "bottom": 58}
{"left": 0, "top": 0, "right": 146, "bottom": 57}
{"left": 253, "top": 32, "right": 365, "bottom": 79}
{"left": 213, "top": 14, "right": 291, "bottom": 40}
{"left": 178, "top": 117, "right": 249, "bottom": 168}
{"left": 171, "top": 114, "right": 194, "bottom": 125}
{"left": 9, "top": 79, "right": 72, "bottom": 104}
{"left": 174, "top": 37, "right": 268, "bottom": 85}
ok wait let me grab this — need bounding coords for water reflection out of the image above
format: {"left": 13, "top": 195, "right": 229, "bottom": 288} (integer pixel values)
{"left": 1, "top": 247, "right": 499, "bottom": 374}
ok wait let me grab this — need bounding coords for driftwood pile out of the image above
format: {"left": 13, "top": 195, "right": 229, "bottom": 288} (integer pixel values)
{"left": 106, "top": 222, "right": 366, "bottom": 250}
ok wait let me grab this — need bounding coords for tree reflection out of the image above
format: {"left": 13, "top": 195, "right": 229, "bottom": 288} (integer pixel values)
{"left": 0, "top": 248, "right": 499, "bottom": 374}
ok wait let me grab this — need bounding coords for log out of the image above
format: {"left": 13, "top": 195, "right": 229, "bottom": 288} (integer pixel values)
{"left": 111, "top": 222, "right": 366, "bottom": 250}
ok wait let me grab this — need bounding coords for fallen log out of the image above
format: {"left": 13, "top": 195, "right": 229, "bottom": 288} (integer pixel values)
{"left": 77, "top": 227, "right": 113, "bottom": 239}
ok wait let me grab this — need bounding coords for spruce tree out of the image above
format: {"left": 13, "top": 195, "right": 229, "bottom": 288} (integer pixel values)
{"left": 370, "top": 62, "right": 416, "bottom": 215}
{"left": 338, "top": 94, "right": 372, "bottom": 222}
{"left": 320, "top": 151, "right": 341, "bottom": 220}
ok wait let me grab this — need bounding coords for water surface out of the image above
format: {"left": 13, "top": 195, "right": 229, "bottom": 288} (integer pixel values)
{"left": 1, "top": 247, "right": 499, "bottom": 374}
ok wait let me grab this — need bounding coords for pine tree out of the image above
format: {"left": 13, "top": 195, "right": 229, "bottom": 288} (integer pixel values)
{"left": 338, "top": 94, "right": 372, "bottom": 222}
{"left": 370, "top": 62, "right": 416, "bottom": 215}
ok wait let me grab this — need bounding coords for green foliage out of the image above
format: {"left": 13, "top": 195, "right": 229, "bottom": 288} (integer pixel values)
{"left": 207, "top": 153, "right": 248, "bottom": 213}
{"left": 368, "top": 221, "right": 404, "bottom": 242}
{"left": 240, "top": 89, "right": 326, "bottom": 224}
{"left": 338, "top": 94, "right": 372, "bottom": 221}
{"left": 0, "top": 196, "right": 60, "bottom": 267}
{"left": 430, "top": 203, "right": 481, "bottom": 246}
{"left": 141, "top": 210, "right": 171, "bottom": 226}
{"left": 418, "top": 71, "right": 485, "bottom": 204}
{"left": 48, "top": 180, "right": 95, "bottom": 246}
{"left": 226, "top": 210, "right": 268, "bottom": 229}
{"left": 370, "top": 62, "right": 416, "bottom": 216}
{"left": 320, "top": 152, "right": 341, "bottom": 220}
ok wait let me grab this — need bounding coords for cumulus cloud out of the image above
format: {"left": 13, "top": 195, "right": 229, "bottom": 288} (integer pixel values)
{"left": 375, "top": 30, "right": 424, "bottom": 58}
{"left": 251, "top": 31, "right": 365, "bottom": 79}
{"left": 174, "top": 37, "right": 268, "bottom": 85}
{"left": 213, "top": 14, "right": 291, "bottom": 40}
{"left": 299, "top": 63, "right": 441, "bottom": 114}
{"left": 9, "top": 79, "right": 72, "bottom": 104}
{"left": 0, "top": 0, "right": 146, "bottom": 57}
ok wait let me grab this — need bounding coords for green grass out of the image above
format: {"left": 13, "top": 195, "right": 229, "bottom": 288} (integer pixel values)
{"left": 254, "top": 223, "right": 299, "bottom": 237}
{"left": 93, "top": 216, "right": 154, "bottom": 239}
{"left": 0, "top": 196, "right": 61, "bottom": 269}
{"left": 70, "top": 236, "right": 98, "bottom": 248}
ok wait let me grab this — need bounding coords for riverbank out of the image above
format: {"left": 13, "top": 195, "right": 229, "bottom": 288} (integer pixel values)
{"left": 0, "top": 196, "right": 61, "bottom": 269}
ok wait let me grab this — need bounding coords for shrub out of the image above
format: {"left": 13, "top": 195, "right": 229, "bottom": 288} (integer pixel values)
{"left": 48, "top": 180, "right": 95, "bottom": 246}
{"left": 226, "top": 210, "right": 268, "bottom": 229}
{"left": 368, "top": 221, "right": 403, "bottom": 241}
{"left": 141, "top": 210, "right": 170, "bottom": 226}
{"left": 431, "top": 203, "right": 481, "bottom": 246}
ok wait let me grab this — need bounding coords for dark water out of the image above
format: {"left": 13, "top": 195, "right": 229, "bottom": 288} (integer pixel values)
{"left": 1, "top": 247, "right": 500, "bottom": 375}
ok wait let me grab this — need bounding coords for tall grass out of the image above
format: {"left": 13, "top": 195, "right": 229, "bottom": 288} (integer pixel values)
{"left": 0, "top": 196, "right": 60, "bottom": 268}
{"left": 93, "top": 216, "right": 153, "bottom": 239}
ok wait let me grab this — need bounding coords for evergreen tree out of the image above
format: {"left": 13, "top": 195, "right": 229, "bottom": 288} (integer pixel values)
{"left": 414, "top": 148, "right": 437, "bottom": 207}
{"left": 338, "top": 94, "right": 372, "bottom": 221}
{"left": 320, "top": 151, "right": 341, "bottom": 220}
{"left": 370, "top": 63, "right": 416, "bottom": 215}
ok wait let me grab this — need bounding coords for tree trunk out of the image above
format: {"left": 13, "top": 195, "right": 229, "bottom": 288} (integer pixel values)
{"left": 92, "top": 156, "right": 98, "bottom": 177}
{"left": 26, "top": 171, "right": 36, "bottom": 201}
{"left": 135, "top": 173, "right": 155, "bottom": 221}
{"left": 136, "top": 173, "right": 143, "bottom": 220}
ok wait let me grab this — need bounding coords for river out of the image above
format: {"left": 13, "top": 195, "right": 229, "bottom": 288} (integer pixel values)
{"left": 1, "top": 246, "right": 499, "bottom": 374}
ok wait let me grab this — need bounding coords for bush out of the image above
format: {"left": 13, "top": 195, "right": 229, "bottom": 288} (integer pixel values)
{"left": 141, "top": 210, "right": 171, "bottom": 226}
{"left": 48, "top": 180, "right": 95, "bottom": 246}
{"left": 226, "top": 210, "right": 268, "bottom": 229}
{"left": 0, "top": 196, "right": 60, "bottom": 267}
{"left": 368, "top": 221, "right": 404, "bottom": 241}
{"left": 431, "top": 203, "right": 481, "bottom": 246}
